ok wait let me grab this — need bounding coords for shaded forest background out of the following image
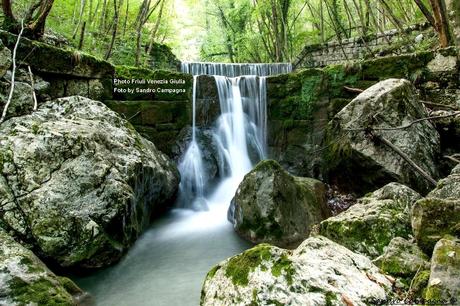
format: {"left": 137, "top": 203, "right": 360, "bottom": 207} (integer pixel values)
{"left": 0, "top": 0, "right": 455, "bottom": 66}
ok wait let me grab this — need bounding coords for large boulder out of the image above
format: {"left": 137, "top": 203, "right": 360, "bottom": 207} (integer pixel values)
{"left": 373, "top": 237, "right": 430, "bottom": 278}
{"left": 425, "top": 235, "right": 460, "bottom": 303}
{"left": 201, "top": 236, "right": 392, "bottom": 306}
{"left": 412, "top": 164, "right": 460, "bottom": 254}
{"left": 320, "top": 183, "right": 421, "bottom": 258}
{"left": 0, "top": 230, "right": 87, "bottom": 305}
{"left": 325, "top": 78, "right": 440, "bottom": 194}
{"left": 229, "top": 160, "right": 330, "bottom": 247}
{"left": 0, "top": 96, "right": 179, "bottom": 269}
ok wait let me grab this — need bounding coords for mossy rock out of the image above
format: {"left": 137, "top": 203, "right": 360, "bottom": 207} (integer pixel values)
{"left": 425, "top": 236, "right": 460, "bottom": 302}
{"left": 412, "top": 198, "right": 460, "bottom": 254}
{"left": 267, "top": 68, "right": 328, "bottom": 121}
{"left": 373, "top": 237, "right": 430, "bottom": 277}
{"left": 320, "top": 183, "right": 421, "bottom": 258}
{"left": 201, "top": 236, "right": 392, "bottom": 306}
{"left": 0, "top": 30, "right": 114, "bottom": 79}
{"left": 0, "top": 230, "right": 83, "bottom": 305}
{"left": 230, "top": 160, "right": 330, "bottom": 247}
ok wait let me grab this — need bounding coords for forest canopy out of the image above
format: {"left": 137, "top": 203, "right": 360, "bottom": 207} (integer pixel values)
{"left": 0, "top": 0, "right": 455, "bottom": 65}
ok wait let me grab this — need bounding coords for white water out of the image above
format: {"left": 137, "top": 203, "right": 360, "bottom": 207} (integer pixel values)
{"left": 75, "top": 62, "right": 291, "bottom": 305}
{"left": 181, "top": 62, "right": 292, "bottom": 77}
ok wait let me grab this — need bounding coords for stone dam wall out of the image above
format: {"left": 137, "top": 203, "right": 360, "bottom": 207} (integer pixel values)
{"left": 294, "top": 23, "right": 431, "bottom": 69}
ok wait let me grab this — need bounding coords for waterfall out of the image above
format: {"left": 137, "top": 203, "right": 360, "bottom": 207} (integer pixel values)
{"left": 178, "top": 62, "right": 291, "bottom": 209}
{"left": 177, "top": 76, "right": 207, "bottom": 209}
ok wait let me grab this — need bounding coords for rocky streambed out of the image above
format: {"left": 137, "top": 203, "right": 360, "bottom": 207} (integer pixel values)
{"left": 1, "top": 34, "right": 460, "bottom": 306}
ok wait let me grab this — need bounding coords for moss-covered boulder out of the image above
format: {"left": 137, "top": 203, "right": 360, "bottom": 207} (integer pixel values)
{"left": 0, "top": 230, "right": 87, "bottom": 305}
{"left": 0, "top": 96, "right": 179, "bottom": 269}
{"left": 320, "top": 183, "right": 421, "bottom": 258}
{"left": 201, "top": 236, "right": 392, "bottom": 306}
{"left": 229, "top": 160, "right": 330, "bottom": 247}
{"left": 373, "top": 237, "right": 430, "bottom": 278}
{"left": 114, "top": 65, "right": 192, "bottom": 101}
{"left": 325, "top": 78, "right": 440, "bottom": 194}
{"left": 412, "top": 164, "right": 460, "bottom": 254}
{"left": 425, "top": 236, "right": 460, "bottom": 303}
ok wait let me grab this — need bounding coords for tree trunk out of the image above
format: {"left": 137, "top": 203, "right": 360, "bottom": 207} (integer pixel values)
{"left": 429, "top": 0, "right": 454, "bottom": 47}
{"left": 105, "top": 0, "right": 119, "bottom": 60}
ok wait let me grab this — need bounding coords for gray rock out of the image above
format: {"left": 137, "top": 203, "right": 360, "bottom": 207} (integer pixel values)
{"left": 66, "top": 79, "right": 89, "bottom": 97}
{"left": 373, "top": 237, "right": 430, "bottom": 277}
{"left": 0, "top": 230, "right": 87, "bottom": 306}
{"left": 0, "top": 81, "right": 35, "bottom": 120}
{"left": 230, "top": 160, "right": 330, "bottom": 247}
{"left": 320, "top": 183, "right": 421, "bottom": 258}
{"left": 201, "top": 236, "right": 392, "bottom": 306}
{"left": 0, "top": 43, "right": 11, "bottom": 78}
{"left": 412, "top": 164, "right": 460, "bottom": 254}
{"left": 425, "top": 236, "right": 460, "bottom": 303}
{"left": 326, "top": 79, "right": 440, "bottom": 194}
{"left": 4, "top": 68, "right": 50, "bottom": 99}
{"left": 0, "top": 96, "right": 179, "bottom": 269}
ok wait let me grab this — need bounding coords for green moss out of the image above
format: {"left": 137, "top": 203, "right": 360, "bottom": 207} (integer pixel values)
{"left": 0, "top": 30, "right": 114, "bottom": 78}
{"left": 360, "top": 51, "right": 434, "bottom": 81}
{"left": 253, "top": 160, "right": 283, "bottom": 173}
{"left": 19, "top": 257, "right": 44, "bottom": 274}
{"left": 271, "top": 254, "right": 295, "bottom": 285}
{"left": 58, "top": 276, "right": 82, "bottom": 296}
{"left": 411, "top": 270, "right": 430, "bottom": 299}
{"left": 323, "top": 64, "right": 361, "bottom": 99}
{"left": 225, "top": 244, "right": 273, "bottom": 286}
{"left": 325, "top": 291, "right": 338, "bottom": 306}
{"left": 206, "top": 265, "right": 221, "bottom": 280}
{"left": 31, "top": 123, "right": 40, "bottom": 135}
{"left": 8, "top": 276, "right": 73, "bottom": 305}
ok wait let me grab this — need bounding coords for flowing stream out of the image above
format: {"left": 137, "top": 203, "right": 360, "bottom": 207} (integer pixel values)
{"left": 75, "top": 63, "right": 292, "bottom": 306}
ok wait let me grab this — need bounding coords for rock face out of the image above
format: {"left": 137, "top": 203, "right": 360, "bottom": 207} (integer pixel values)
{"left": 201, "top": 236, "right": 392, "bottom": 306}
{"left": 325, "top": 78, "right": 440, "bottom": 194}
{"left": 412, "top": 164, "right": 460, "bottom": 254}
{"left": 0, "top": 230, "right": 86, "bottom": 306}
{"left": 0, "top": 96, "right": 179, "bottom": 269}
{"left": 425, "top": 236, "right": 460, "bottom": 303}
{"left": 0, "top": 40, "right": 11, "bottom": 78}
{"left": 229, "top": 160, "right": 330, "bottom": 247}
{"left": 320, "top": 183, "right": 421, "bottom": 258}
{"left": 373, "top": 237, "right": 430, "bottom": 278}
{"left": 0, "top": 81, "right": 35, "bottom": 120}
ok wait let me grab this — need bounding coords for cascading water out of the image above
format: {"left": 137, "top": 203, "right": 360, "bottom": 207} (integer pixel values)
{"left": 177, "top": 76, "right": 207, "bottom": 210}
{"left": 179, "top": 70, "right": 274, "bottom": 209}
{"left": 75, "top": 62, "right": 292, "bottom": 306}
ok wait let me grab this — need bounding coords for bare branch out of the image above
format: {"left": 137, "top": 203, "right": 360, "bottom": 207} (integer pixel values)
{"left": 371, "top": 132, "right": 437, "bottom": 186}
{"left": 27, "top": 66, "right": 38, "bottom": 111}
{"left": 346, "top": 111, "right": 460, "bottom": 132}
{"left": 1, "top": 20, "right": 24, "bottom": 124}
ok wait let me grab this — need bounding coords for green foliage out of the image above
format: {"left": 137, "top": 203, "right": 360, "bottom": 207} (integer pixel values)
{"left": 0, "top": 0, "right": 438, "bottom": 64}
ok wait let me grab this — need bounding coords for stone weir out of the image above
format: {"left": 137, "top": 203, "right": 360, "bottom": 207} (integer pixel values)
{"left": 181, "top": 62, "right": 292, "bottom": 77}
